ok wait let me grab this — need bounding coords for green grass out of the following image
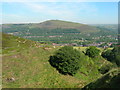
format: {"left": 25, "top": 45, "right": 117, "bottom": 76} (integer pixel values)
{"left": 83, "top": 68, "right": 120, "bottom": 89}
{"left": 2, "top": 33, "right": 113, "bottom": 88}
{"left": 3, "top": 46, "right": 111, "bottom": 88}
{"left": 3, "top": 47, "right": 84, "bottom": 88}
{"left": 74, "top": 46, "right": 104, "bottom": 54}
{"left": 2, "top": 33, "right": 41, "bottom": 55}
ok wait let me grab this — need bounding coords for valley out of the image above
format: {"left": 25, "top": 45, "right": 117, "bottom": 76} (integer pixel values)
{"left": 1, "top": 1, "right": 120, "bottom": 89}
{"left": 2, "top": 20, "right": 118, "bottom": 48}
{"left": 1, "top": 20, "right": 120, "bottom": 89}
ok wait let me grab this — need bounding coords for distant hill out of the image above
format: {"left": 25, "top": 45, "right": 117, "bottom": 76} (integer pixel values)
{"left": 2, "top": 20, "right": 100, "bottom": 33}
{"left": 31, "top": 20, "right": 100, "bottom": 33}
{"left": 90, "top": 24, "right": 118, "bottom": 32}
{"left": 2, "top": 20, "right": 117, "bottom": 47}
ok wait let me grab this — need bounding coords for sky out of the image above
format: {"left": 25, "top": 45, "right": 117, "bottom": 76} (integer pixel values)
{"left": 1, "top": 1, "right": 118, "bottom": 24}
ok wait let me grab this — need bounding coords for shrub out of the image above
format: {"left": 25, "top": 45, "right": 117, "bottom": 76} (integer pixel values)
{"left": 98, "top": 64, "right": 113, "bottom": 74}
{"left": 102, "top": 46, "right": 120, "bottom": 67}
{"left": 110, "top": 46, "right": 120, "bottom": 67}
{"left": 85, "top": 46, "right": 100, "bottom": 58}
{"left": 49, "top": 46, "right": 81, "bottom": 75}
{"left": 101, "top": 49, "right": 112, "bottom": 61}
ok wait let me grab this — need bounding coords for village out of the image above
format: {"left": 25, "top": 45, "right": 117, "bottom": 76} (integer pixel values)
{"left": 52, "top": 42, "right": 117, "bottom": 48}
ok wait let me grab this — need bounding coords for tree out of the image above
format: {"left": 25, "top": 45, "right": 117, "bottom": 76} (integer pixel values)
{"left": 110, "top": 46, "right": 120, "bottom": 67}
{"left": 85, "top": 46, "right": 100, "bottom": 58}
{"left": 101, "top": 49, "right": 112, "bottom": 61}
{"left": 101, "top": 46, "right": 120, "bottom": 67}
{"left": 49, "top": 46, "right": 81, "bottom": 75}
{"left": 99, "top": 43, "right": 108, "bottom": 47}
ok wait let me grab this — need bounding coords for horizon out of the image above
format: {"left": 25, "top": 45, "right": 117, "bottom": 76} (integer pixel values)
{"left": 2, "top": 2, "right": 118, "bottom": 24}
{"left": 1, "top": 19, "right": 118, "bottom": 25}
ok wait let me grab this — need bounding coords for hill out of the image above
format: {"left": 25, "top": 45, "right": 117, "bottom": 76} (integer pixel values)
{"left": 2, "top": 20, "right": 100, "bottom": 34}
{"left": 2, "top": 33, "right": 40, "bottom": 54}
{"left": 91, "top": 24, "right": 118, "bottom": 32}
{"left": 2, "top": 20, "right": 117, "bottom": 45}
{"left": 30, "top": 20, "right": 100, "bottom": 33}
{"left": 2, "top": 33, "right": 114, "bottom": 88}
{"left": 83, "top": 68, "right": 120, "bottom": 89}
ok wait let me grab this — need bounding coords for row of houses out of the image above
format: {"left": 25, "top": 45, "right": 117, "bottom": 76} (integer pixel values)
{"left": 52, "top": 43, "right": 77, "bottom": 46}
{"left": 52, "top": 42, "right": 118, "bottom": 48}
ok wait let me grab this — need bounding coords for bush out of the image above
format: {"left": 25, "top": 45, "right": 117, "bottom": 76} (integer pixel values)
{"left": 49, "top": 46, "right": 81, "bottom": 75}
{"left": 101, "top": 49, "right": 112, "bottom": 61}
{"left": 102, "top": 46, "right": 120, "bottom": 67}
{"left": 85, "top": 46, "right": 100, "bottom": 58}
{"left": 98, "top": 64, "right": 113, "bottom": 74}
{"left": 110, "top": 46, "right": 120, "bottom": 67}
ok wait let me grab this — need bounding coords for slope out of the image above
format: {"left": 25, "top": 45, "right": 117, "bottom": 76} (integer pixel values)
{"left": 2, "top": 20, "right": 100, "bottom": 34}
{"left": 31, "top": 20, "right": 100, "bottom": 33}
{"left": 2, "top": 33, "right": 40, "bottom": 54}
{"left": 83, "top": 68, "right": 120, "bottom": 89}
{"left": 2, "top": 33, "right": 113, "bottom": 88}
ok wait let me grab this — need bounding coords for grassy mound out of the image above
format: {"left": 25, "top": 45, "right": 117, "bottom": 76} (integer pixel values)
{"left": 2, "top": 33, "right": 40, "bottom": 54}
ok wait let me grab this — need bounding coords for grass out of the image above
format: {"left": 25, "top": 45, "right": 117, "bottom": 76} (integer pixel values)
{"left": 74, "top": 46, "right": 104, "bottom": 55}
{"left": 3, "top": 47, "right": 84, "bottom": 88}
{"left": 2, "top": 33, "right": 113, "bottom": 88}
{"left": 83, "top": 68, "right": 120, "bottom": 89}
{"left": 3, "top": 46, "right": 111, "bottom": 88}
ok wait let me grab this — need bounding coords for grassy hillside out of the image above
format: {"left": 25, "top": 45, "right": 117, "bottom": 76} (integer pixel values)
{"left": 2, "top": 20, "right": 100, "bottom": 34}
{"left": 31, "top": 20, "right": 100, "bottom": 33}
{"left": 83, "top": 68, "right": 120, "bottom": 89}
{"left": 2, "top": 33, "right": 40, "bottom": 54}
{"left": 2, "top": 33, "right": 113, "bottom": 88}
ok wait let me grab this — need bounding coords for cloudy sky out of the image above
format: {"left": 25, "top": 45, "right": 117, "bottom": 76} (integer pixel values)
{"left": 1, "top": 1, "right": 118, "bottom": 24}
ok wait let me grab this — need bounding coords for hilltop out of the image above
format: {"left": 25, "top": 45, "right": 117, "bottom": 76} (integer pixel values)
{"left": 30, "top": 20, "right": 100, "bottom": 33}
{"left": 2, "top": 20, "right": 100, "bottom": 34}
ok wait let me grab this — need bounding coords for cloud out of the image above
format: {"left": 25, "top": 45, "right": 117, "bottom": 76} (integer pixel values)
{"left": 2, "top": 2, "right": 99, "bottom": 24}
{"left": 23, "top": 2, "right": 76, "bottom": 18}
{"left": 23, "top": 2, "right": 98, "bottom": 18}
{"left": 2, "top": 14, "right": 36, "bottom": 24}
{"left": 2, "top": 0, "right": 58, "bottom": 2}
{"left": 24, "top": 3, "right": 45, "bottom": 10}
{"left": 21, "top": 2, "right": 99, "bottom": 24}
{"left": 2, "top": 14, "right": 25, "bottom": 23}
{"left": 2, "top": 2, "right": 117, "bottom": 24}
{"left": 1, "top": 0, "right": 119, "bottom": 2}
